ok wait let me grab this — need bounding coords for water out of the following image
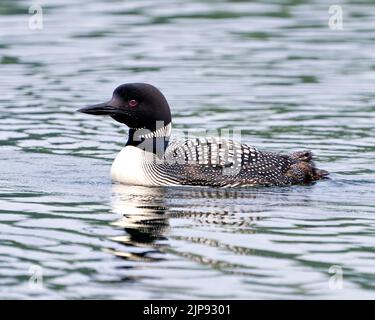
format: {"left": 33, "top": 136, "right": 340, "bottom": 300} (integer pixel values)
{"left": 0, "top": 0, "right": 374, "bottom": 299}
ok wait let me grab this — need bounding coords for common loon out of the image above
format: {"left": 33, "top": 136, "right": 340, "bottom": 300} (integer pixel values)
{"left": 78, "top": 83, "right": 329, "bottom": 187}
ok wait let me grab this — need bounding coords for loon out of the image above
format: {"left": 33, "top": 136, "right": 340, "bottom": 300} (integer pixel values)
{"left": 78, "top": 83, "right": 329, "bottom": 187}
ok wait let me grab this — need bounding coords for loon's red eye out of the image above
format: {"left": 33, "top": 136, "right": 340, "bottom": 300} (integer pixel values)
{"left": 129, "top": 99, "right": 138, "bottom": 107}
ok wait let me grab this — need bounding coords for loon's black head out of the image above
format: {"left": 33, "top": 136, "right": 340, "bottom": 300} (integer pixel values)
{"left": 78, "top": 83, "right": 171, "bottom": 132}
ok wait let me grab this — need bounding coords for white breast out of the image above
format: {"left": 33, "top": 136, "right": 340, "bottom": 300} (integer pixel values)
{"left": 111, "top": 146, "right": 157, "bottom": 186}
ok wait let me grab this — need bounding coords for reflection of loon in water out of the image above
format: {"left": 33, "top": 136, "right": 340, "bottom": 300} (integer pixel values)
{"left": 107, "top": 184, "right": 313, "bottom": 262}
{"left": 108, "top": 185, "right": 169, "bottom": 261}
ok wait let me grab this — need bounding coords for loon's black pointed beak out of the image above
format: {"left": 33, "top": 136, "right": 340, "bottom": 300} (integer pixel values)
{"left": 77, "top": 98, "right": 121, "bottom": 116}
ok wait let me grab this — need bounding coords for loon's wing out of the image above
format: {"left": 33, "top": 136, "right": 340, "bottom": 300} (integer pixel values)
{"left": 163, "top": 137, "right": 293, "bottom": 187}
{"left": 166, "top": 137, "right": 248, "bottom": 167}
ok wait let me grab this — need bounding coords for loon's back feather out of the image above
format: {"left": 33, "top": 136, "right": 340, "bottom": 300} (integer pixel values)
{"left": 138, "top": 137, "right": 328, "bottom": 187}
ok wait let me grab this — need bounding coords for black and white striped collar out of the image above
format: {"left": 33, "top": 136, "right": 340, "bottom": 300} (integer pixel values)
{"left": 126, "top": 122, "right": 172, "bottom": 153}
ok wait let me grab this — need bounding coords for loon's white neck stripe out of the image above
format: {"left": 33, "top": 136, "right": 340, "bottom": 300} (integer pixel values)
{"left": 137, "top": 123, "right": 172, "bottom": 139}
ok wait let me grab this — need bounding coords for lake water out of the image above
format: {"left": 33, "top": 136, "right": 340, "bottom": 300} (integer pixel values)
{"left": 0, "top": 0, "right": 374, "bottom": 299}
